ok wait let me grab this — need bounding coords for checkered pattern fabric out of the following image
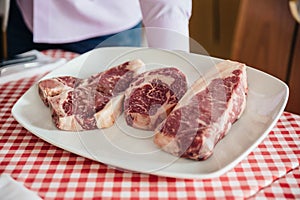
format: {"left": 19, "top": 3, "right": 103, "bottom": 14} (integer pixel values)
{"left": 254, "top": 167, "right": 300, "bottom": 199}
{"left": 0, "top": 50, "right": 299, "bottom": 199}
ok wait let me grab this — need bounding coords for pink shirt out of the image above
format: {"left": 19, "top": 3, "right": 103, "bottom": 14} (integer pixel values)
{"left": 17, "top": 0, "right": 192, "bottom": 50}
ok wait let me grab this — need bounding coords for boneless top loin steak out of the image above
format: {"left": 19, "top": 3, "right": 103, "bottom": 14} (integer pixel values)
{"left": 154, "top": 60, "right": 248, "bottom": 160}
{"left": 38, "top": 76, "right": 82, "bottom": 107}
{"left": 38, "top": 59, "right": 145, "bottom": 131}
{"left": 124, "top": 67, "right": 188, "bottom": 130}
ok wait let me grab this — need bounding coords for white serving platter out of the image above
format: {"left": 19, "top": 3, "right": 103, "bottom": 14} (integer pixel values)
{"left": 12, "top": 47, "right": 289, "bottom": 179}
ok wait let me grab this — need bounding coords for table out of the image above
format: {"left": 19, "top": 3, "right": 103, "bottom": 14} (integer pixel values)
{"left": 0, "top": 50, "right": 299, "bottom": 199}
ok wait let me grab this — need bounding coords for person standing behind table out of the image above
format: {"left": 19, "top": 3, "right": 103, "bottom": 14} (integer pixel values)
{"left": 7, "top": 0, "right": 192, "bottom": 58}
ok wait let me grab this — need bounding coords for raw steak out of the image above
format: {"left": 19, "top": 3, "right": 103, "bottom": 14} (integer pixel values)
{"left": 38, "top": 59, "right": 145, "bottom": 131}
{"left": 38, "top": 76, "right": 82, "bottom": 106}
{"left": 124, "top": 67, "right": 188, "bottom": 130}
{"left": 154, "top": 60, "right": 248, "bottom": 160}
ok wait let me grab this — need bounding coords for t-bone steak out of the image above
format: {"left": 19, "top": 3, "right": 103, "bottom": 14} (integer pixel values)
{"left": 38, "top": 59, "right": 145, "bottom": 131}
{"left": 124, "top": 67, "right": 188, "bottom": 130}
{"left": 154, "top": 60, "right": 248, "bottom": 160}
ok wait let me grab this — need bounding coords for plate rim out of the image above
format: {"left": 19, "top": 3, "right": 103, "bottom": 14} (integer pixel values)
{"left": 11, "top": 47, "right": 289, "bottom": 179}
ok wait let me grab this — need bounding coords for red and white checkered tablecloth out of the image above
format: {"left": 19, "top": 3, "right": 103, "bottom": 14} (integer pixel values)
{"left": 0, "top": 50, "right": 299, "bottom": 199}
{"left": 254, "top": 167, "right": 300, "bottom": 199}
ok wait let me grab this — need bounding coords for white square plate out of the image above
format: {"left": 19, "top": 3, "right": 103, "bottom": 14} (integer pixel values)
{"left": 12, "top": 47, "right": 289, "bottom": 179}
